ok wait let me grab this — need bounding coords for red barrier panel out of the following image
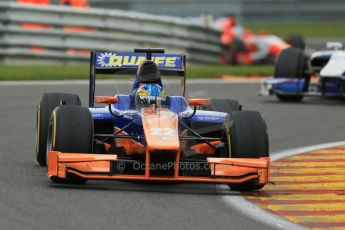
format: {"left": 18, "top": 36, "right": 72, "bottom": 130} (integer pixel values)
{"left": 60, "top": 0, "right": 89, "bottom": 8}
{"left": 60, "top": 0, "right": 92, "bottom": 55}
{"left": 17, "top": 0, "right": 52, "bottom": 53}
{"left": 18, "top": 0, "right": 50, "bottom": 4}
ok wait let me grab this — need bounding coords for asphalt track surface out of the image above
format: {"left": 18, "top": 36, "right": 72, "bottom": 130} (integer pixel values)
{"left": 1, "top": 81, "right": 345, "bottom": 230}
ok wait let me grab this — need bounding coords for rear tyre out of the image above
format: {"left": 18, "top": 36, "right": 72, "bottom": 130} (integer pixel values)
{"left": 47, "top": 105, "right": 94, "bottom": 184}
{"left": 285, "top": 34, "right": 306, "bottom": 50}
{"left": 276, "top": 94, "right": 304, "bottom": 102}
{"left": 228, "top": 111, "right": 269, "bottom": 191}
{"left": 274, "top": 47, "right": 305, "bottom": 101}
{"left": 205, "top": 99, "right": 241, "bottom": 113}
{"left": 36, "top": 93, "right": 81, "bottom": 166}
{"left": 193, "top": 99, "right": 240, "bottom": 141}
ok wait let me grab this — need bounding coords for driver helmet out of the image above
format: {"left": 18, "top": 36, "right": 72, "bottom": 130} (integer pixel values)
{"left": 135, "top": 83, "right": 166, "bottom": 107}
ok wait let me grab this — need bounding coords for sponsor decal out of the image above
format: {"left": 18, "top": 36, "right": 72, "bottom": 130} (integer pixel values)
{"left": 196, "top": 116, "right": 222, "bottom": 122}
{"left": 150, "top": 128, "right": 175, "bottom": 136}
{"left": 149, "top": 128, "right": 175, "bottom": 141}
{"left": 95, "top": 52, "right": 182, "bottom": 70}
{"left": 92, "top": 113, "right": 103, "bottom": 119}
{"left": 123, "top": 114, "right": 133, "bottom": 119}
{"left": 158, "top": 136, "right": 171, "bottom": 141}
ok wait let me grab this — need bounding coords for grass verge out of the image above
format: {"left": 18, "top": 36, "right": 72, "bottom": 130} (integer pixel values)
{"left": 0, "top": 65, "right": 274, "bottom": 80}
{"left": 244, "top": 21, "right": 345, "bottom": 38}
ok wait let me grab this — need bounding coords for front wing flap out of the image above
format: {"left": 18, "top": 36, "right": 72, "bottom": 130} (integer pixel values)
{"left": 48, "top": 151, "right": 270, "bottom": 185}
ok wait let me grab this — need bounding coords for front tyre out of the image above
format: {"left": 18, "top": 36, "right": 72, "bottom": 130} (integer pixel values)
{"left": 228, "top": 111, "right": 269, "bottom": 191}
{"left": 274, "top": 48, "right": 305, "bottom": 102}
{"left": 36, "top": 93, "right": 81, "bottom": 166}
{"left": 47, "top": 105, "right": 94, "bottom": 184}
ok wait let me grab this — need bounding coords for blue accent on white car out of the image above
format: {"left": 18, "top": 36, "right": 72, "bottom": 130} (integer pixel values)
{"left": 259, "top": 43, "right": 345, "bottom": 99}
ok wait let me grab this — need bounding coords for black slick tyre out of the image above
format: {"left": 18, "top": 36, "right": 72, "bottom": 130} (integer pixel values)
{"left": 285, "top": 34, "right": 306, "bottom": 50}
{"left": 47, "top": 105, "right": 93, "bottom": 184}
{"left": 206, "top": 99, "right": 241, "bottom": 113}
{"left": 228, "top": 111, "right": 269, "bottom": 191}
{"left": 274, "top": 48, "right": 305, "bottom": 101}
{"left": 36, "top": 93, "right": 81, "bottom": 166}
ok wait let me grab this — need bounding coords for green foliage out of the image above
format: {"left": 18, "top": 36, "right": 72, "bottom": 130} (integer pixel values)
{"left": 0, "top": 65, "right": 273, "bottom": 80}
{"left": 244, "top": 21, "right": 345, "bottom": 38}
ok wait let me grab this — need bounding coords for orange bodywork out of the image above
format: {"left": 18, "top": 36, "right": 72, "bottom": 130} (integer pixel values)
{"left": 48, "top": 151, "right": 270, "bottom": 185}
{"left": 142, "top": 107, "right": 179, "bottom": 152}
{"left": 208, "top": 157, "right": 270, "bottom": 184}
{"left": 191, "top": 141, "right": 221, "bottom": 154}
{"left": 95, "top": 96, "right": 118, "bottom": 104}
{"left": 114, "top": 127, "right": 145, "bottom": 155}
{"left": 187, "top": 98, "right": 211, "bottom": 107}
{"left": 47, "top": 105, "right": 270, "bottom": 186}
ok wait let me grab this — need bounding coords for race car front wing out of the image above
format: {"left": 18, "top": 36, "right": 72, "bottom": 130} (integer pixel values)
{"left": 47, "top": 151, "right": 270, "bottom": 185}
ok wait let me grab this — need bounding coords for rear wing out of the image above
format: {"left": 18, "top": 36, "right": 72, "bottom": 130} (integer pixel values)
{"left": 89, "top": 49, "right": 186, "bottom": 107}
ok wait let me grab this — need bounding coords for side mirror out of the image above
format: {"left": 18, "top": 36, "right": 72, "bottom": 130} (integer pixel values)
{"left": 187, "top": 98, "right": 211, "bottom": 106}
{"left": 95, "top": 96, "right": 118, "bottom": 104}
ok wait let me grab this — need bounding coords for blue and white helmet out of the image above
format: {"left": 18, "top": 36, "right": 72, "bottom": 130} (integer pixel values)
{"left": 135, "top": 83, "right": 166, "bottom": 106}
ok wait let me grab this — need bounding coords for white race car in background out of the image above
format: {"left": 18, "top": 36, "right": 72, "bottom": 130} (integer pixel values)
{"left": 260, "top": 42, "right": 345, "bottom": 101}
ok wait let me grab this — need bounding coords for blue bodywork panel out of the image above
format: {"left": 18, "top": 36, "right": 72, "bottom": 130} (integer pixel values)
{"left": 263, "top": 77, "right": 344, "bottom": 96}
{"left": 89, "top": 95, "right": 227, "bottom": 145}
{"left": 324, "top": 78, "right": 342, "bottom": 94}
{"left": 273, "top": 79, "right": 305, "bottom": 93}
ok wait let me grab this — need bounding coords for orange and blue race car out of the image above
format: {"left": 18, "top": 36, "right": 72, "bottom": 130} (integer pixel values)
{"left": 35, "top": 48, "right": 270, "bottom": 191}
